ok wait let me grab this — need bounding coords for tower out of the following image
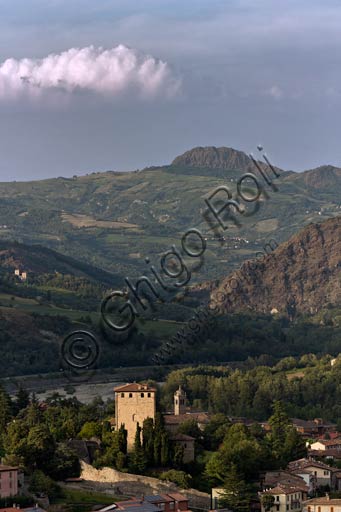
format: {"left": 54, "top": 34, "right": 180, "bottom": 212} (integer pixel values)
{"left": 174, "top": 385, "right": 187, "bottom": 415}
{"left": 114, "top": 383, "right": 156, "bottom": 450}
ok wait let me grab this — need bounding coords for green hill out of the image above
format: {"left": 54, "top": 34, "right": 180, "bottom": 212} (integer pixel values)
{"left": 0, "top": 146, "right": 339, "bottom": 284}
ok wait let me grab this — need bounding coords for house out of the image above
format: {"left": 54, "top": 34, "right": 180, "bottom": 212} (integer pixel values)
{"left": 169, "top": 433, "right": 195, "bottom": 463}
{"left": 0, "top": 465, "right": 19, "bottom": 498}
{"left": 310, "top": 440, "right": 341, "bottom": 452}
{"left": 287, "top": 459, "right": 335, "bottom": 489}
{"left": 211, "top": 487, "right": 225, "bottom": 508}
{"left": 262, "top": 471, "right": 309, "bottom": 496}
{"left": 303, "top": 495, "right": 341, "bottom": 512}
{"left": 14, "top": 270, "right": 28, "bottom": 282}
{"left": 98, "top": 494, "right": 192, "bottom": 512}
{"left": 291, "top": 420, "right": 336, "bottom": 439}
{"left": 260, "top": 484, "right": 305, "bottom": 512}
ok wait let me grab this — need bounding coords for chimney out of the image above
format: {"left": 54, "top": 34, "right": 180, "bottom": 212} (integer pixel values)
{"left": 326, "top": 494, "right": 330, "bottom": 501}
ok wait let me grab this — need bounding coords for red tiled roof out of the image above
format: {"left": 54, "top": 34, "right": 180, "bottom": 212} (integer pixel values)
{"left": 167, "top": 493, "right": 189, "bottom": 502}
{"left": 114, "top": 383, "right": 157, "bottom": 393}
{"left": 263, "top": 485, "right": 305, "bottom": 496}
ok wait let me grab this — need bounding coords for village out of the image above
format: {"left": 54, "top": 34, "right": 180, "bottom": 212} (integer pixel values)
{"left": 0, "top": 382, "right": 341, "bottom": 512}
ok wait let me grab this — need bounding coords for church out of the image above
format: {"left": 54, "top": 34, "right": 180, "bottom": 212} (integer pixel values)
{"left": 113, "top": 383, "right": 210, "bottom": 463}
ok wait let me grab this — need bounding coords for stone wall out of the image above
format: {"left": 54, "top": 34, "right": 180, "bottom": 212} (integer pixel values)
{"left": 80, "top": 462, "right": 211, "bottom": 510}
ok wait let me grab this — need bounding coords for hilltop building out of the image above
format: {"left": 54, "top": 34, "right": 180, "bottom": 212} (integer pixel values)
{"left": 113, "top": 383, "right": 207, "bottom": 460}
{"left": 114, "top": 383, "right": 156, "bottom": 450}
{"left": 14, "top": 269, "right": 27, "bottom": 281}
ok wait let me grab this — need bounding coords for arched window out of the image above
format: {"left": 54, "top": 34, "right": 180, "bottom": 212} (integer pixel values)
{"left": 129, "top": 393, "right": 133, "bottom": 398}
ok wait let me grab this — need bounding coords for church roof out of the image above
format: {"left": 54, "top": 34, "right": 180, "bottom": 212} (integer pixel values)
{"left": 164, "top": 412, "right": 210, "bottom": 424}
{"left": 114, "top": 383, "right": 157, "bottom": 393}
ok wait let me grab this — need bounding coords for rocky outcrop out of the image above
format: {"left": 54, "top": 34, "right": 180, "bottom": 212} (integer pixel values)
{"left": 171, "top": 146, "right": 254, "bottom": 170}
{"left": 210, "top": 216, "right": 341, "bottom": 316}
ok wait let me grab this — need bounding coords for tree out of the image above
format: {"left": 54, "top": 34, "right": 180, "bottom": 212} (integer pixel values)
{"left": 29, "top": 470, "right": 61, "bottom": 500}
{"left": 118, "top": 424, "right": 128, "bottom": 454}
{"left": 206, "top": 423, "right": 266, "bottom": 482}
{"left": 261, "top": 494, "right": 275, "bottom": 512}
{"left": 161, "top": 431, "right": 170, "bottom": 467}
{"left": 48, "top": 443, "right": 81, "bottom": 480}
{"left": 178, "top": 419, "right": 202, "bottom": 441}
{"left": 160, "top": 469, "right": 192, "bottom": 489}
{"left": 14, "top": 386, "right": 30, "bottom": 415}
{"left": 268, "top": 401, "right": 290, "bottom": 464}
{"left": 26, "top": 424, "right": 55, "bottom": 471}
{"left": 0, "top": 386, "right": 12, "bottom": 430}
{"left": 115, "top": 451, "right": 127, "bottom": 471}
{"left": 219, "top": 464, "right": 252, "bottom": 512}
{"left": 173, "top": 444, "right": 184, "bottom": 469}
{"left": 131, "top": 423, "right": 147, "bottom": 474}
{"left": 268, "top": 401, "right": 306, "bottom": 466}
{"left": 78, "top": 421, "right": 102, "bottom": 440}
{"left": 142, "top": 418, "right": 154, "bottom": 466}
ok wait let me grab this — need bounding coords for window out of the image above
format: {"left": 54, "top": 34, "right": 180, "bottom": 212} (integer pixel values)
{"left": 148, "top": 393, "right": 151, "bottom": 397}
{"left": 121, "top": 393, "right": 124, "bottom": 398}
{"left": 141, "top": 393, "right": 144, "bottom": 397}
{"left": 286, "top": 505, "right": 289, "bottom": 511}
{"left": 276, "top": 496, "right": 279, "bottom": 502}
{"left": 318, "top": 507, "right": 321, "bottom": 512}
{"left": 308, "top": 507, "right": 311, "bottom": 512}
{"left": 331, "top": 507, "right": 334, "bottom": 512}
{"left": 175, "top": 399, "right": 178, "bottom": 405}
{"left": 129, "top": 393, "right": 133, "bottom": 398}
{"left": 276, "top": 505, "right": 280, "bottom": 511}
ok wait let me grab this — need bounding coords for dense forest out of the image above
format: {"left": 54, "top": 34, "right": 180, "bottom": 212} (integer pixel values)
{"left": 160, "top": 358, "right": 341, "bottom": 422}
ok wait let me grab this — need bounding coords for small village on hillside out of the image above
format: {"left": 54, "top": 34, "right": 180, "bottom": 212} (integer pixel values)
{"left": 1, "top": 380, "right": 341, "bottom": 512}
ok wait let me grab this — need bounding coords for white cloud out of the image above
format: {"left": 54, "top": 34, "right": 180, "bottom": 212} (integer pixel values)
{"left": 0, "top": 45, "right": 180, "bottom": 101}
{"left": 266, "top": 85, "right": 284, "bottom": 99}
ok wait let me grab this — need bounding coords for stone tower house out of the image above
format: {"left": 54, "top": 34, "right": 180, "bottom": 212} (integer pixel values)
{"left": 114, "top": 383, "right": 156, "bottom": 450}
{"left": 174, "top": 385, "right": 187, "bottom": 415}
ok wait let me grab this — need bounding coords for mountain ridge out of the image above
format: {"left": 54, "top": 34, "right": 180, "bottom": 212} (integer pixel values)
{"left": 209, "top": 215, "right": 341, "bottom": 316}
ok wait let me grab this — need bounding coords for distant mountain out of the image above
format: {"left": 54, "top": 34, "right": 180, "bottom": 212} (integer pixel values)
{"left": 171, "top": 146, "right": 254, "bottom": 170}
{"left": 0, "top": 145, "right": 340, "bottom": 283}
{"left": 209, "top": 216, "right": 341, "bottom": 316}
{"left": 286, "top": 165, "right": 341, "bottom": 191}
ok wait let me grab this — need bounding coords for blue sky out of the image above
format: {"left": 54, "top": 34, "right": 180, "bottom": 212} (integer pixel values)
{"left": 0, "top": 0, "right": 340, "bottom": 180}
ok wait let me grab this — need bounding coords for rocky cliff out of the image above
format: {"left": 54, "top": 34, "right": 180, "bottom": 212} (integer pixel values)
{"left": 210, "top": 216, "right": 341, "bottom": 316}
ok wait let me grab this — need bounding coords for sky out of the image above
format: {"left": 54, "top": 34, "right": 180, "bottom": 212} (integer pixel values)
{"left": 0, "top": 0, "right": 341, "bottom": 180}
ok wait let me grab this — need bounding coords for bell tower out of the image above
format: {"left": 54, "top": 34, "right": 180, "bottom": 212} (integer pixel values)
{"left": 174, "top": 385, "right": 187, "bottom": 415}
